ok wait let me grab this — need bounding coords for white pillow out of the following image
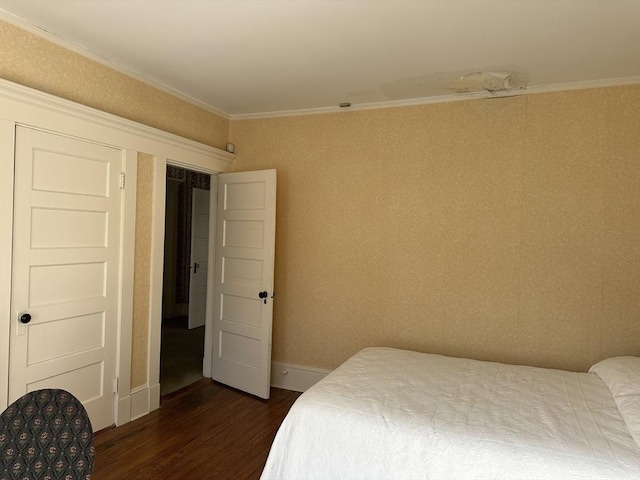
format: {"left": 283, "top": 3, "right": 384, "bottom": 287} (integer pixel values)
{"left": 589, "top": 356, "right": 640, "bottom": 447}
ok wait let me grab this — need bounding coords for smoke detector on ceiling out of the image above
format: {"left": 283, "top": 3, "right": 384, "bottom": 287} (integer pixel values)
{"left": 450, "top": 71, "right": 526, "bottom": 94}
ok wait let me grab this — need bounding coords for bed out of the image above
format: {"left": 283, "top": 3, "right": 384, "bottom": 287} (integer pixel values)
{"left": 261, "top": 347, "right": 640, "bottom": 480}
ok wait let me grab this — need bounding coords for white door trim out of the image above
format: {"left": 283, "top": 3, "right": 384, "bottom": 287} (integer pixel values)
{"left": 115, "top": 149, "right": 137, "bottom": 426}
{"left": 0, "top": 79, "right": 234, "bottom": 424}
{"left": 0, "top": 80, "right": 234, "bottom": 172}
{"left": 203, "top": 180, "right": 218, "bottom": 379}
{"left": 147, "top": 156, "right": 168, "bottom": 412}
{"left": 0, "top": 118, "right": 17, "bottom": 412}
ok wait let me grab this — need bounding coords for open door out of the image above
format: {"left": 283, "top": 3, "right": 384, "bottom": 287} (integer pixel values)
{"left": 188, "top": 188, "right": 210, "bottom": 329}
{"left": 211, "top": 169, "right": 276, "bottom": 399}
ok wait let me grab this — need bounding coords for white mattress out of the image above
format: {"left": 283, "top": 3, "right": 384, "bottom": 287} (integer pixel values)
{"left": 261, "top": 347, "right": 640, "bottom": 480}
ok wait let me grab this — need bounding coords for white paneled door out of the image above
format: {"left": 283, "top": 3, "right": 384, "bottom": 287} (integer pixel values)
{"left": 9, "top": 127, "right": 122, "bottom": 431}
{"left": 187, "top": 188, "right": 210, "bottom": 329}
{"left": 211, "top": 170, "right": 276, "bottom": 399}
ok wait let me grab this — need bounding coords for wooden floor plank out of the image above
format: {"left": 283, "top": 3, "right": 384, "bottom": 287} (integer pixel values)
{"left": 93, "top": 380, "right": 300, "bottom": 480}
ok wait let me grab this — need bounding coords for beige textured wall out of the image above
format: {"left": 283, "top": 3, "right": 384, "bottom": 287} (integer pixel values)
{"left": 131, "top": 154, "right": 155, "bottom": 388}
{"left": 0, "top": 20, "right": 229, "bottom": 149}
{"left": 229, "top": 85, "right": 640, "bottom": 373}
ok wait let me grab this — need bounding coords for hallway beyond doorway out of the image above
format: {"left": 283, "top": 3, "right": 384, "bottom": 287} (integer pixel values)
{"left": 160, "top": 316, "right": 204, "bottom": 396}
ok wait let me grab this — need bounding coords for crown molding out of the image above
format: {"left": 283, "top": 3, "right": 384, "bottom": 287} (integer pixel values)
{"left": 0, "top": 10, "right": 231, "bottom": 120}
{"left": 230, "top": 76, "right": 640, "bottom": 120}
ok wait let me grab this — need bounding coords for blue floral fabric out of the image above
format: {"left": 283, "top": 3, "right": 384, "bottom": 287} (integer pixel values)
{"left": 0, "top": 389, "right": 94, "bottom": 480}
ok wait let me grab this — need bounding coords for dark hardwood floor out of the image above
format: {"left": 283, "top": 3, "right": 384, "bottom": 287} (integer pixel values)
{"left": 94, "top": 379, "right": 301, "bottom": 480}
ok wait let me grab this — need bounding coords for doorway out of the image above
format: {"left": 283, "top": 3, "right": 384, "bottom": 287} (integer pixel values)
{"left": 160, "top": 166, "right": 211, "bottom": 396}
{"left": 147, "top": 162, "right": 276, "bottom": 410}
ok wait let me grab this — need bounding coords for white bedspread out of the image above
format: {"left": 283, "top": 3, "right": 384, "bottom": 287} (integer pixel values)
{"left": 261, "top": 348, "right": 640, "bottom": 480}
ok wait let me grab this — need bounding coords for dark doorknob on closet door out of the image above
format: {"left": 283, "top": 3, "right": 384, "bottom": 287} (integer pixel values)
{"left": 19, "top": 313, "right": 32, "bottom": 324}
{"left": 258, "top": 291, "right": 268, "bottom": 304}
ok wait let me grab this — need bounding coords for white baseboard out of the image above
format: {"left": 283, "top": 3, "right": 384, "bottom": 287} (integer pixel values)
{"left": 130, "top": 384, "right": 150, "bottom": 421}
{"left": 149, "top": 382, "right": 160, "bottom": 412}
{"left": 271, "top": 362, "right": 331, "bottom": 392}
{"left": 115, "top": 394, "right": 131, "bottom": 426}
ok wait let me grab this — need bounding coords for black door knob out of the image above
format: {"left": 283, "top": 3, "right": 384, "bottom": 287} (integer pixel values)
{"left": 258, "top": 291, "right": 268, "bottom": 304}
{"left": 19, "top": 313, "right": 32, "bottom": 324}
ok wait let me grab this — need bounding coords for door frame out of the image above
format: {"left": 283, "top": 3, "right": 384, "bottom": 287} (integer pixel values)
{"left": 148, "top": 159, "right": 220, "bottom": 412}
{"left": 0, "top": 79, "right": 234, "bottom": 424}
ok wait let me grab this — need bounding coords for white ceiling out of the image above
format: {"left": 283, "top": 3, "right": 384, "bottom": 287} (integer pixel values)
{"left": 1, "top": 0, "right": 639, "bottom": 118}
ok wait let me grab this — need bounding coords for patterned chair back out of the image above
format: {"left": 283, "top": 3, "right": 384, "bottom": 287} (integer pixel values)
{"left": 1, "top": 389, "right": 94, "bottom": 480}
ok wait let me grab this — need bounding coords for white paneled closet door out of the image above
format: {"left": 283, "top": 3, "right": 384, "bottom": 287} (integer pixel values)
{"left": 9, "top": 126, "right": 123, "bottom": 431}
